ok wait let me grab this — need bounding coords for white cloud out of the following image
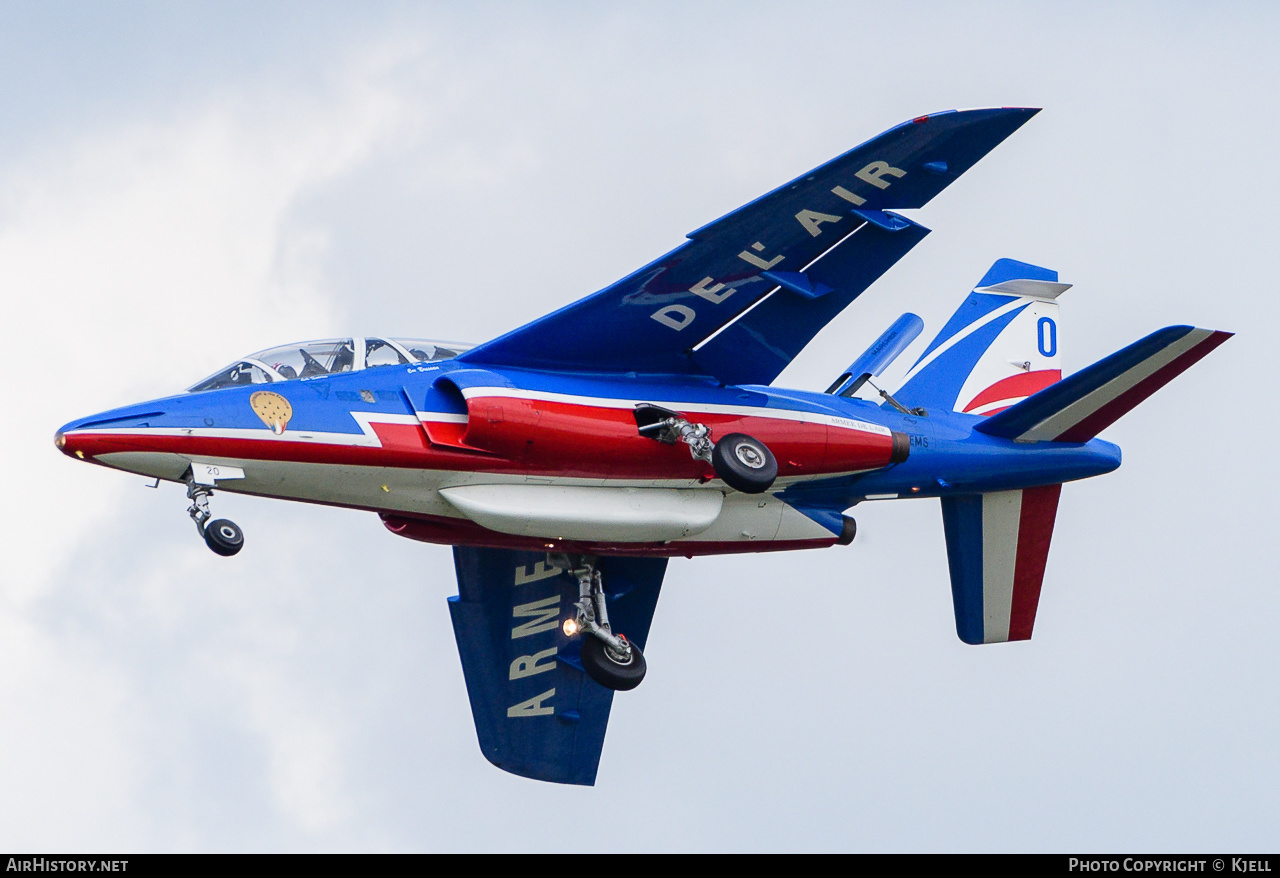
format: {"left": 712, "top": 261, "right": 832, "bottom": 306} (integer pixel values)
{"left": 0, "top": 35, "right": 429, "bottom": 847}
{"left": 1, "top": 3, "right": 1277, "bottom": 852}
{"left": 0, "top": 38, "right": 421, "bottom": 598}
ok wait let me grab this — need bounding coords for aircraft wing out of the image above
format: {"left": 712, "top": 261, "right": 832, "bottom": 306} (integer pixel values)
{"left": 447, "top": 547, "right": 665, "bottom": 785}
{"left": 459, "top": 107, "right": 1038, "bottom": 386}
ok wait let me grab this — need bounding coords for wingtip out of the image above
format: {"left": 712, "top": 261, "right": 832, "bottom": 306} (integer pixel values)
{"left": 1165, "top": 325, "right": 1233, "bottom": 344}
{"left": 908, "top": 106, "right": 1041, "bottom": 128}
{"left": 1205, "top": 329, "right": 1235, "bottom": 349}
{"left": 949, "top": 106, "right": 1041, "bottom": 114}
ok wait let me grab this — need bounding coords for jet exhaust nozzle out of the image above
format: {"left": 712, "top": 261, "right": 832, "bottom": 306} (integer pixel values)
{"left": 890, "top": 430, "right": 910, "bottom": 464}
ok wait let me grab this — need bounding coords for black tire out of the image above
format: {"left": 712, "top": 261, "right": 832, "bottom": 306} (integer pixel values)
{"left": 581, "top": 635, "right": 647, "bottom": 691}
{"left": 204, "top": 519, "right": 244, "bottom": 556}
{"left": 711, "top": 433, "right": 778, "bottom": 494}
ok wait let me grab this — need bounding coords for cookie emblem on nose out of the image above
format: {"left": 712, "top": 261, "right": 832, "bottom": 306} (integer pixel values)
{"left": 250, "top": 391, "right": 293, "bottom": 434}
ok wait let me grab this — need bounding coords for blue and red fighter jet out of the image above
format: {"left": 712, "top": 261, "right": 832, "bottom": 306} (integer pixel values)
{"left": 55, "top": 108, "right": 1230, "bottom": 785}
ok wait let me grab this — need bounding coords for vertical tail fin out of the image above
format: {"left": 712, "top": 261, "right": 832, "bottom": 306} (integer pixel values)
{"left": 896, "top": 258, "right": 1068, "bottom": 414}
{"left": 941, "top": 485, "right": 1063, "bottom": 644}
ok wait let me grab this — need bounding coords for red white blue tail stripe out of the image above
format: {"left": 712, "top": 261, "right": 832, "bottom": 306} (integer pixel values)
{"left": 941, "top": 485, "right": 1063, "bottom": 645}
{"left": 977, "top": 326, "right": 1232, "bottom": 443}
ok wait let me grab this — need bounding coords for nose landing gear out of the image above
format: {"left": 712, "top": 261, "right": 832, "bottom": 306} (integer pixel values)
{"left": 555, "top": 554, "right": 647, "bottom": 691}
{"left": 186, "top": 476, "right": 244, "bottom": 556}
{"left": 203, "top": 518, "right": 244, "bottom": 556}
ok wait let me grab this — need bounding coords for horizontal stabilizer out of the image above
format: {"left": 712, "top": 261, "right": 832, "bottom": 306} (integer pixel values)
{"left": 976, "top": 326, "right": 1232, "bottom": 442}
{"left": 942, "top": 485, "right": 1062, "bottom": 645}
{"left": 449, "top": 548, "right": 665, "bottom": 785}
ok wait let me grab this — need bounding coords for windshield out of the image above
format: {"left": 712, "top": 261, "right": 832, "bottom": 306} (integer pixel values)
{"left": 187, "top": 336, "right": 473, "bottom": 392}
{"left": 255, "top": 339, "right": 356, "bottom": 380}
{"left": 392, "top": 339, "right": 469, "bottom": 362}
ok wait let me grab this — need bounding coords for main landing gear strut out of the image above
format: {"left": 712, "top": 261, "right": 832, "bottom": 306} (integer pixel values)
{"left": 552, "top": 553, "right": 646, "bottom": 691}
{"left": 633, "top": 404, "right": 778, "bottom": 494}
{"left": 185, "top": 473, "right": 244, "bottom": 557}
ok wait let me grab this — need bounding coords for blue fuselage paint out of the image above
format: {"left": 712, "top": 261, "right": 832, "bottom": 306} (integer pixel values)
{"left": 58, "top": 359, "right": 1123, "bottom": 549}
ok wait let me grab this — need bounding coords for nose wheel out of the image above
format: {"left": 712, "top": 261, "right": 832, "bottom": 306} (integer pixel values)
{"left": 556, "top": 554, "right": 647, "bottom": 691}
{"left": 203, "top": 519, "right": 244, "bottom": 556}
{"left": 186, "top": 475, "right": 244, "bottom": 556}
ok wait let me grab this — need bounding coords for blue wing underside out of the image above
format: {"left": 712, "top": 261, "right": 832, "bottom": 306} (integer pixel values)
{"left": 449, "top": 548, "right": 665, "bottom": 786}
{"left": 460, "top": 107, "right": 1038, "bottom": 386}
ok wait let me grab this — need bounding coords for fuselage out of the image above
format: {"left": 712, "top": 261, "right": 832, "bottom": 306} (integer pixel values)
{"left": 55, "top": 354, "right": 1121, "bottom": 557}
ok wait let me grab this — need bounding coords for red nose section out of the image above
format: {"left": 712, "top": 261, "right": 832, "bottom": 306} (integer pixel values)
{"left": 56, "top": 429, "right": 112, "bottom": 462}
{"left": 57, "top": 404, "right": 171, "bottom": 463}
{"left": 54, "top": 429, "right": 90, "bottom": 461}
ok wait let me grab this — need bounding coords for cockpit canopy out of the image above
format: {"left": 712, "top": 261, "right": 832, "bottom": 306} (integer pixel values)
{"left": 188, "top": 337, "right": 473, "bottom": 393}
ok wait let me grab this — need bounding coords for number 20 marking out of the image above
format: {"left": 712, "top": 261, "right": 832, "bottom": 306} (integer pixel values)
{"left": 1037, "top": 317, "right": 1057, "bottom": 358}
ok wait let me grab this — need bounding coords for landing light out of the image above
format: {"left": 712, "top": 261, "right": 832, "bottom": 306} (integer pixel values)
{"left": 563, "top": 619, "right": 580, "bottom": 637}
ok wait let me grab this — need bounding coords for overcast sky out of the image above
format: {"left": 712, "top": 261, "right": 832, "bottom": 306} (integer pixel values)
{"left": 1, "top": 1, "right": 1276, "bottom": 852}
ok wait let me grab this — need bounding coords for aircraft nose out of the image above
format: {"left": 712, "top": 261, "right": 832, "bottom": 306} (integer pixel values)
{"left": 55, "top": 421, "right": 90, "bottom": 460}
{"left": 55, "top": 403, "right": 170, "bottom": 463}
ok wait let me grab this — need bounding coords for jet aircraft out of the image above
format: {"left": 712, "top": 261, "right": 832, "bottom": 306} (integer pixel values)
{"left": 55, "top": 108, "right": 1230, "bottom": 785}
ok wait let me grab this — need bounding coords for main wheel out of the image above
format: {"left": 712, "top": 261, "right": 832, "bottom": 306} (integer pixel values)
{"left": 711, "top": 433, "right": 778, "bottom": 494}
{"left": 204, "top": 519, "right": 244, "bottom": 556}
{"left": 581, "top": 635, "right": 647, "bottom": 691}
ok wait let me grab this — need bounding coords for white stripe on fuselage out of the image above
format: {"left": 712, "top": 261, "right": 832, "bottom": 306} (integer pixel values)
{"left": 73, "top": 391, "right": 889, "bottom": 450}
{"left": 68, "top": 410, "right": 421, "bottom": 448}
{"left": 71, "top": 390, "right": 886, "bottom": 546}
{"left": 450, "top": 386, "right": 893, "bottom": 437}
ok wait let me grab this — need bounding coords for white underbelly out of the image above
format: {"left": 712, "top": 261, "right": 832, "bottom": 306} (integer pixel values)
{"left": 94, "top": 452, "right": 834, "bottom": 544}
